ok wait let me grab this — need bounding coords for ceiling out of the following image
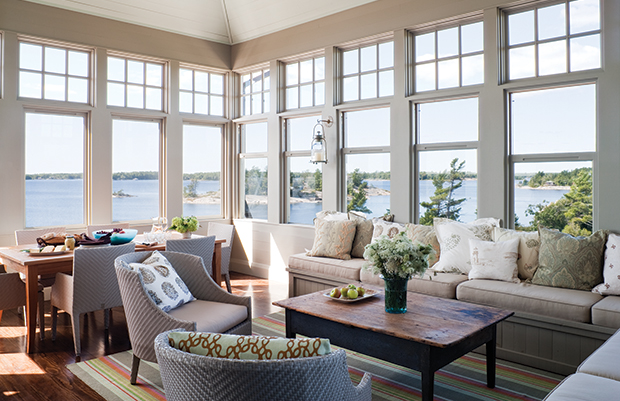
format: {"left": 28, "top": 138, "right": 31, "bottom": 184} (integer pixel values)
{"left": 25, "top": 0, "right": 379, "bottom": 45}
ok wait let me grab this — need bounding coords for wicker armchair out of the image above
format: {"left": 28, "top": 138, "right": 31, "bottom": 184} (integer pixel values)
{"left": 154, "top": 329, "right": 372, "bottom": 401}
{"left": 207, "top": 223, "right": 235, "bottom": 292}
{"left": 115, "top": 251, "right": 252, "bottom": 384}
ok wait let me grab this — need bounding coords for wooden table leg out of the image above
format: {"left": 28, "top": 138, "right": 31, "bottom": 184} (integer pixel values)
{"left": 212, "top": 242, "right": 222, "bottom": 286}
{"left": 25, "top": 267, "right": 39, "bottom": 353}
{"left": 420, "top": 346, "right": 434, "bottom": 401}
{"left": 486, "top": 327, "right": 497, "bottom": 388}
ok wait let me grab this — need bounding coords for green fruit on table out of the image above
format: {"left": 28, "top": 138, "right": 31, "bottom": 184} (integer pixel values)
{"left": 330, "top": 288, "right": 341, "bottom": 298}
{"left": 348, "top": 288, "right": 359, "bottom": 299}
{"left": 340, "top": 287, "right": 349, "bottom": 298}
{"left": 357, "top": 286, "right": 366, "bottom": 296}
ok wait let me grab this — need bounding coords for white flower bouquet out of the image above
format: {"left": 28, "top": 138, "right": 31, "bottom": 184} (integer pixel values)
{"left": 363, "top": 232, "right": 435, "bottom": 280}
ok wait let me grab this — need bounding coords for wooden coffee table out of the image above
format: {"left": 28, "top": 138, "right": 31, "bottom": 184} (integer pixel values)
{"left": 273, "top": 286, "right": 513, "bottom": 401}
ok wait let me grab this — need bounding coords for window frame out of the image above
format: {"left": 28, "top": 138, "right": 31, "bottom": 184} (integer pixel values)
{"left": 179, "top": 64, "right": 227, "bottom": 117}
{"left": 239, "top": 67, "right": 270, "bottom": 116}
{"left": 284, "top": 56, "right": 326, "bottom": 110}
{"left": 238, "top": 121, "right": 269, "bottom": 220}
{"left": 339, "top": 40, "right": 395, "bottom": 103}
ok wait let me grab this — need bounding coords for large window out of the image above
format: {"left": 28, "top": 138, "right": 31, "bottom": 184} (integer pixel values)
{"left": 510, "top": 84, "right": 595, "bottom": 234}
{"left": 182, "top": 124, "right": 222, "bottom": 217}
{"left": 414, "top": 21, "right": 484, "bottom": 92}
{"left": 506, "top": 0, "right": 601, "bottom": 80}
{"left": 179, "top": 67, "right": 225, "bottom": 116}
{"left": 240, "top": 68, "right": 270, "bottom": 116}
{"left": 19, "top": 41, "right": 90, "bottom": 103}
{"left": 342, "top": 42, "right": 394, "bottom": 102}
{"left": 25, "top": 112, "right": 85, "bottom": 227}
{"left": 107, "top": 56, "right": 165, "bottom": 110}
{"left": 285, "top": 57, "right": 325, "bottom": 110}
{"left": 343, "top": 108, "right": 390, "bottom": 219}
{"left": 415, "top": 97, "right": 478, "bottom": 224}
{"left": 284, "top": 115, "right": 322, "bottom": 224}
{"left": 112, "top": 119, "right": 161, "bottom": 222}
{"left": 239, "top": 122, "right": 268, "bottom": 219}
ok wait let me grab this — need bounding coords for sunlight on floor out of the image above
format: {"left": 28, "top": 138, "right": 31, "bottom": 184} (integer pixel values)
{"left": 3, "top": 391, "right": 20, "bottom": 396}
{"left": 0, "top": 325, "right": 26, "bottom": 339}
{"left": 0, "top": 353, "right": 46, "bottom": 374}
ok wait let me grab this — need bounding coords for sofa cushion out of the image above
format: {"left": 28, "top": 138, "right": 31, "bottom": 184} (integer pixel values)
{"left": 593, "top": 233, "right": 620, "bottom": 296}
{"left": 307, "top": 219, "right": 356, "bottom": 260}
{"left": 493, "top": 227, "right": 540, "bottom": 280}
{"left": 591, "top": 296, "right": 620, "bottom": 329}
{"left": 577, "top": 329, "right": 620, "bottom": 380}
{"left": 543, "top": 373, "right": 620, "bottom": 401}
{"left": 456, "top": 280, "right": 604, "bottom": 323}
{"left": 168, "top": 300, "right": 248, "bottom": 333}
{"left": 468, "top": 238, "right": 520, "bottom": 283}
{"left": 360, "top": 268, "right": 468, "bottom": 299}
{"left": 289, "top": 253, "right": 363, "bottom": 282}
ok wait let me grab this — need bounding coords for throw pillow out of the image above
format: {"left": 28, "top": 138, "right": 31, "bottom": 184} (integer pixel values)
{"left": 468, "top": 238, "right": 520, "bottom": 283}
{"left": 592, "top": 233, "right": 620, "bottom": 295}
{"left": 129, "top": 251, "right": 195, "bottom": 312}
{"left": 307, "top": 219, "right": 357, "bottom": 260}
{"left": 432, "top": 218, "right": 498, "bottom": 274}
{"left": 532, "top": 228, "right": 608, "bottom": 291}
{"left": 371, "top": 219, "right": 406, "bottom": 243}
{"left": 168, "top": 332, "right": 331, "bottom": 360}
{"left": 404, "top": 223, "right": 440, "bottom": 267}
{"left": 315, "top": 210, "right": 348, "bottom": 221}
{"left": 493, "top": 227, "right": 540, "bottom": 280}
{"left": 348, "top": 212, "right": 373, "bottom": 258}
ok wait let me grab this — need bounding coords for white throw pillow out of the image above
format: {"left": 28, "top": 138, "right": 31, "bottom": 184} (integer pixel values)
{"left": 593, "top": 233, "right": 620, "bottom": 295}
{"left": 433, "top": 218, "right": 498, "bottom": 274}
{"left": 129, "top": 251, "right": 195, "bottom": 312}
{"left": 371, "top": 219, "right": 406, "bottom": 243}
{"left": 493, "top": 227, "right": 540, "bottom": 280}
{"left": 469, "top": 238, "right": 520, "bottom": 283}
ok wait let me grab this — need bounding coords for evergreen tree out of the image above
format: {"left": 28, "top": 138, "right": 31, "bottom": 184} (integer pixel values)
{"left": 347, "top": 168, "right": 371, "bottom": 213}
{"left": 183, "top": 178, "right": 199, "bottom": 198}
{"left": 313, "top": 168, "right": 322, "bottom": 192}
{"left": 419, "top": 158, "right": 467, "bottom": 226}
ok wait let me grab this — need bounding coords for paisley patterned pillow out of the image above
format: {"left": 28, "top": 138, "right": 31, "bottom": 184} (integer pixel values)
{"left": 129, "top": 251, "right": 195, "bottom": 312}
{"left": 168, "top": 332, "right": 331, "bottom": 360}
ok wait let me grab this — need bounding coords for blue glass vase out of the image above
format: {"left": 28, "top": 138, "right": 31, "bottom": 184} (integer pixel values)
{"left": 381, "top": 275, "right": 408, "bottom": 314}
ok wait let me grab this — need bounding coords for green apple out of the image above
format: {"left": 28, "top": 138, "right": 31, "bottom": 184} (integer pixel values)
{"left": 330, "top": 288, "right": 341, "bottom": 298}
{"left": 340, "top": 287, "right": 349, "bottom": 298}
{"left": 357, "top": 286, "right": 366, "bottom": 296}
{"left": 348, "top": 284, "right": 357, "bottom": 290}
{"left": 348, "top": 288, "right": 359, "bottom": 299}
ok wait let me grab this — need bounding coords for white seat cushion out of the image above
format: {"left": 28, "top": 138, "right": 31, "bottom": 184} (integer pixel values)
{"left": 577, "top": 329, "right": 620, "bottom": 381}
{"left": 360, "top": 268, "right": 467, "bottom": 299}
{"left": 543, "top": 373, "right": 620, "bottom": 401}
{"left": 288, "top": 253, "right": 363, "bottom": 282}
{"left": 168, "top": 300, "right": 248, "bottom": 333}
{"left": 592, "top": 296, "right": 620, "bottom": 329}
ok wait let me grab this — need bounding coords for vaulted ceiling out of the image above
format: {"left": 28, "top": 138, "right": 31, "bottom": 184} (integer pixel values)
{"left": 24, "top": 0, "right": 379, "bottom": 45}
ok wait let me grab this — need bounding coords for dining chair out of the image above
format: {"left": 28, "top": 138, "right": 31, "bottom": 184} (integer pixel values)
{"left": 115, "top": 251, "right": 251, "bottom": 384}
{"left": 50, "top": 242, "right": 135, "bottom": 360}
{"left": 87, "top": 223, "right": 130, "bottom": 235}
{"left": 207, "top": 223, "right": 236, "bottom": 292}
{"left": 165, "top": 236, "right": 216, "bottom": 276}
{"left": 0, "top": 266, "right": 45, "bottom": 335}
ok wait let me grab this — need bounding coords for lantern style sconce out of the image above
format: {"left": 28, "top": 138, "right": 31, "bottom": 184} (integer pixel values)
{"left": 310, "top": 117, "right": 332, "bottom": 164}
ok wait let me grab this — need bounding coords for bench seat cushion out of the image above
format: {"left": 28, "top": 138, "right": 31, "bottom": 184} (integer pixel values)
{"left": 543, "top": 373, "right": 620, "bottom": 401}
{"left": 591, "top": 296, "right": 620, "bottom": 329}
{"left": 456, "top": 280, "right": 603, "bottom": 323}
{"left": 360, "top": 269, "right": 468, "bottom": 299}
{"left": 577, "top": 328, "right": 620, "bottom": 380}
{"left": 288, "top": 253, "right": 363, "bottom": 282}
{"left": 168, "top": 300, "right": 248, "bottom": 333}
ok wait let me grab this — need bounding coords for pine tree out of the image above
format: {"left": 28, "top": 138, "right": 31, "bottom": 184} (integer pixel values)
{"left": 313, "top": 169, "right": 322, "bottom": 191}
{"left": 419, "top": 158, "right": 466, "bottom": 225}
{"left": 347, "top": 168, "right": 371, "bottom": 213}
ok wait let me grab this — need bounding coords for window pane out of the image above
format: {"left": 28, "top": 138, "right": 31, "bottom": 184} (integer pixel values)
{"left": 113, "top": 119, "right": 160, "bottom": 222}
{"left": 107, "top": 82, "right": 125, "bottom": 106}
{"left": 286, "top": 87, "right": 299, "bottom": 109}
{"left": 360, "top": 73, "right": 377, "bottom": 99}
{"left": 509, "top": 11, "right": 535, "bottom": 45}
{"left": 242, "top": 95, "right": 250, "bottom": 116}
{"left": 288, "top": 115, "right": 318, "bottom": 152}
{"left": 146, "top": 63, "right": 163, "bottom": 87}
{"left": 127, "top": 60, "right": 144, "bottom": 84}
{"left": 195, "top": 71, "right": 208, "bottom": 92}
{"left": 461, "top": 22, "right": 483, "bottom": 54}
{"left": 263, "top": 70, "right": 270, "bottom": 90}
{"left": 183, "top": 124, "right": 222, "bottom": 217}
{"left": 315, "top": 82, "right": 325, "bottom": 106}
{"left": 263, "top": 92, "right": 270, "bottom": 113}
{"left": 289, "top": 157, "right": 322, "bottom": 224}
{"left": 127, "top": 85, "right": 144, "bottom": 108}
{"left": 415, "top": 32, "right": 435, "bottom": 62}
{"left": 538, "top": 3, "right": 566, "bottom": 40}
{"left": 180, "top": 92, "right": 193, "bottom": 113}
{"left": 68, "top": 51, "right": 89, "bottom": 77}
{"left": 462, "top": 54, "right": 484, "bottom": 85}
{"left": 68, "top": 77, "right": 88, "bottom": 103}
{"left": 513, "top": 161, "right": 592, "bottom": 232}
{"left": 45, "top": 47, "right": 66, "bottom": 74}
{"left": 345, "top": 153, "right": 390, "bottom": 219}
{"left": 108, "top": 57, "right": 125, "bottom": 81}
{"left": 243, "top": 122, "right": 268, "bottom": 153}
{"left": 286, "top": 63, "right": 298, "bottom": 86}
{"left": 511, "top": 84, "right": 596, "bottom": 154}
{"left": 210, "top": 95, "right": 224, "bottom": 116}
{"left": 300, "top": 60, "right": 313, "bottom": 83}
{"left": 315, "top": 57, "right": 325, "bottom": 80}
{"left": 438, "top": 27, "right": 458, "bottom": 58}
{"left": 570, "top": 34, "right": 601, "bottom": 71}
{"left": 438, "top": 59, "right": 459, "bottom": 89}
{"left": 251, "top": 71, "right": 262, "bottom": 92}
{"left": 379, "top": 70, "right": 394, "bottom": 97}
{"left": 44, "top": 74, "right": 66, "bottom": 101}
{"left": 194, "top": 93, "right": 208, "bottom": 115}
{"left": 243, "top": 158, "right": 268, "bottom": 220}
{"left": 145, "top": 87, "right": 162, "bottom": 110}
{"left": 241, "top": 74, "right": 251, "bottom": 95}
{"left": 360, "top": 45, "right": 377, "bottom": 72}
{"left": 418, "top": 149, "right": 477, "bottom": 224}
{"left": 570, "top": 0, "right": 600, "bottom": 34}
{"left": 538, "top": 40, "right": 567, "bottom": 75}
{"left": 509, "top": 45, "right": 535, "bottom": 80}
{"left": 251, "top": 94, "right": 262, "bottom": 114}
{"left": 416, "top": 63, "right": 435, "bottom": 92}
{"left": 19, "top": 71, "right": 42, "bottom": 98}
{"left": 20, "top": 43, "right": 42, "bottom": 71}
{"left": 343, "top": 76, "right": 359, "bottom": 102}
{"left": 180, "top": 69, "right": 193, "bottom": 91}
{"left": 418, "top": 97, "right": 478, "bottom": 143}
{"left": 343, "top": 49, "right": 359, "bottom": 75}
{"left": 379, "top": 42, "right": 394, "bottom": 69}
{"left": 300, "top": 84, "right": 313, "bottom": 108}
{"left": 211, "top": 74, "right": 224, "bottom": 95}
{"left": 25, "top": 113, "right": 84, "bottom": 227}
{"left": 345, "top": 107, "right": 390, "bottom": 148}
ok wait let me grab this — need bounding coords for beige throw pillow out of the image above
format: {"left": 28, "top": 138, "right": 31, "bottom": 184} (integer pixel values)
{"left": 493, "top": 227, "right": 540, "bottom": 280}
{"left": 308, "top": 219, "right": 357, "bottom": 260}
{"left": 405, "top": 223, "right": 440, "bottom": 267}
{"left": 592, "top": 233, "right": 620, "bottom": 295}
{"left": 469, "top": 238, "right": 520, "bottom": 283}
{"left": 348, "top": 212, "right": 373, "bottom": 258}
{"left": 371, "top": 219, "right": 406, "bottom": 243}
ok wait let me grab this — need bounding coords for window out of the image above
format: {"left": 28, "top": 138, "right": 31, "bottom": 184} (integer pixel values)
{"left": 506, "top": 0, "right": 601, "bottom": 80}
{"left": 414, "top": 21, "right": 484, "bottom": 92}
{"left": 240, "top": 68, "right": 270, "bottom": 116}
{"left": 107, "top": 56, "right": 165, "bottom": 110}
{"left": 19, "top": 41, "right": 90, "bottom": 103}
{"left": 25, "top": 112, "right": 85, "bottom": 227}
{"left": 415, "top": 97, "right": 478, "bottom": 224}
{"left": 284, "top": 115, "right": 322, "bottom": 224}
{"left": 509, "top": 84, "right": 595, "bottom": 234}
{"left": 285, "top": 57, "right": 325, "bottom": 109}
{"left": 182, "top": 124, "right": 222, "bottom": 217}
{"left": 179, "top": 68, "right": 225, "bottom": 116}
{"left": 239, "top": 122, "right": 268, "bottom": 219}
{"left": 112, "top": 119, "right": 161, "bottom": 222}
{"left": 342, "top": 42, "right": 394, "bottom": 102}
{"left": 343, "top": 108, "right": 390, "bottom": 219}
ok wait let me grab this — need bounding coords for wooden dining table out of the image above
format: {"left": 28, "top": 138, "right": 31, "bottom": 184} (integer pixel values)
{"left": 0, "top": 235, "right": 225, "bottom": 354}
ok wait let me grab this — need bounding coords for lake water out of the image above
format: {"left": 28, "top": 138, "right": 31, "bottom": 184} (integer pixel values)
{"left": 25, "top": 179, "right": 568, "bottom": 227}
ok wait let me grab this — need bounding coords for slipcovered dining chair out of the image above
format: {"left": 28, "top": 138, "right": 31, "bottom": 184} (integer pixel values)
{"left": 87, "top": 223, "right": 130, "bottom": 235}
{"left": 165, "top": 236, "right": 215, "bottom": 275}
{"left": 50, "top": 243, "right": 135, "bottom": 360}
{"left": 207, "top": 223, "right": 235, "bottom": 292}
{"left": 115, "top": 251, "right": 252, "bottom": 385}
{"left": 154, "top": 329, "right": 372, "bottom": 401}
{"left": 0, "top": 267, "right": 45, "bottom": 333}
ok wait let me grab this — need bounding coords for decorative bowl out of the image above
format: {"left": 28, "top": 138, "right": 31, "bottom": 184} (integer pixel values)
{"left": 92, "top": 229, "right": 138, "bottom": 245}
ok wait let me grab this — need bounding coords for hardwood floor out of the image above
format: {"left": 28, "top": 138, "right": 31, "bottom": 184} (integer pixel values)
{"left": 0, "top": 273, "right": 288, "bottom": 400}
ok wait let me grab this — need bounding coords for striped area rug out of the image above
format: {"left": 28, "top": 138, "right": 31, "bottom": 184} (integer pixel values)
{"left": 67, "top": 311, "right": 564, "bottom": 401}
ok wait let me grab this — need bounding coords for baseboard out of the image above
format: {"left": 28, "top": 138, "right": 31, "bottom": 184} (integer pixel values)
{"left": 230, "top": 257, "right": 270, "bottom": 279}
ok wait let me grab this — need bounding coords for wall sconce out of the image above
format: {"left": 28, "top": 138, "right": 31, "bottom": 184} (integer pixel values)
{"left": 310, "top": 117, "right": 332, "bottom": 164}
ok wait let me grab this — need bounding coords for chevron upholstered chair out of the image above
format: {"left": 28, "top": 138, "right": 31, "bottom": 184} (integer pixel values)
{"left": 207, "top": 223, "right": 236, "bottom": 292}
{"left": 50, "top": 242, "right": 135, "bottom": 360}
{"left": 165, "top": 235, "right": 216, "bottom": 276}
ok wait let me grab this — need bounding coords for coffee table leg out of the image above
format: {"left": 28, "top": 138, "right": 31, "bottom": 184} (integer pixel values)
{"left": 285, "top": 310, "right": 295, "bottom": 339}
{"left": 486, "top": 327, "right": 497, "bottom": 388}
{"left": 421, "top": 370, "right": 434, "bottom": 401}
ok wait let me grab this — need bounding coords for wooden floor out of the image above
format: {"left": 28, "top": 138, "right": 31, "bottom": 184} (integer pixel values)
{"left": 0, "top": 272, "right": 288, "bottom": 400}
